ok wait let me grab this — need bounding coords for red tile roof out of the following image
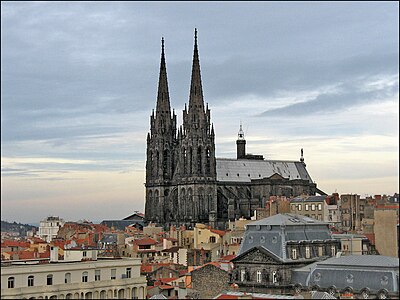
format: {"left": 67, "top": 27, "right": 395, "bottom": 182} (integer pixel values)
{"left": 141, "top": 264, "right": 153, "bottom": 273}
{"left": 159, "top": 285, "right": 174, "bottom": 290}
{"left": 133, "top": 238, "right": 157, "bottom": 246}
{"left": 210, "top": 229, "right": 226, "bottom": 236}
{"left": 220, "top": 254, "right": 236, "bottom": 261}
{"left": 160, "top": 277, "right": 178, "bottom": 283}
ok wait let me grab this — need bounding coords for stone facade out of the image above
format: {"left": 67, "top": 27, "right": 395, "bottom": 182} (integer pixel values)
{"left": 191, "top": 264, "right": 230, "bottom": 299}
{"left": 145, "top": 30, "right": 320, "bottom": 229}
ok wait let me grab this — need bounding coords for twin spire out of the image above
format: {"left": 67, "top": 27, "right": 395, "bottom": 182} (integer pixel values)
{"left": 155, "top": 37, "right": 171, "bottom": 115}
{"left": 155, "top": 29, "right": 205, "bottom": 117}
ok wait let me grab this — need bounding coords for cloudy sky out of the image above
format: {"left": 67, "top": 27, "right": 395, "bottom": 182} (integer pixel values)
{"left": 1, "top": 2, "right": 398, "bottom": 224}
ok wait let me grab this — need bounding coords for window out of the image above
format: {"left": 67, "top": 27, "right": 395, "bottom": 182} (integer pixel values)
{"left": 126, "top": 268, "right": 132, "bottom": 279}
{"left": 241, "top": 270, "right": 246, "bottom": 282}
{"left": 291, "top": 204, "right": 296, "bottom": 211}
{"left": 272, "top": 271, "right": 278, "bottom": 283}
{"left": 318, "top": 246, "right": 323, "bottom": 256}
{"left": 292, "top": 248, "right": 297, "bottom": 259}
{"left": 331, "top": 246, "right": 336, "bottom": 256}
{"left": 209, "top": 236, "right": 216, "bottom": 243}
{"left": 111, "top": 269, "right": 116, "bottom": 280}
{"left": 318, "top": 203, "right": 322, "bottom": 211}
{"left": 305, "top": 204, "right": 309, "bottom": 211}
{"left": 8, "top": 277, "right": 14, "bottom": 289}
{"left": 305, "top": 246, "right": 310, "bottom": 259}
{"left": 83, "top": 251, "right": 87, "bottom": 257}
{"left": 65, "top": 273, "right": 71, "bottom": 284}
{"left": 47, "top": 274, "right": 53, "bottom": 286}
{"left": 95, "top": 270, "right": 101, "bottom": 281}
{"left": 198, "top": 231, "right": 201, "bottom": 235}
{"left": 256, "top": 271, "right": 262, "bottom": 283}
{"left": 311, "top": 204, "right": 316, "bottom": 211}
{"left": 82, "top": 271, "right": 88, "bottom": 282}
{"left": 298, "top": 204, "right": 302, "bottom": 211}
{"left": 28, "top": 275, "right": 34, "bottom": 287}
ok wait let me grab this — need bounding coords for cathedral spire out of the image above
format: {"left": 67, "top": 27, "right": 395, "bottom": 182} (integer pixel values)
{"left": 188, "top": 28, "right": 204, "bottom": 113}
{"left": 156, "top": 37, "right": 171, "bottom": 116}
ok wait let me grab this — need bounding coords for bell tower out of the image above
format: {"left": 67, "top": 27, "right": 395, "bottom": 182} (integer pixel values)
{"left": 145, "top": 37, "right": 177, "bottom": 222}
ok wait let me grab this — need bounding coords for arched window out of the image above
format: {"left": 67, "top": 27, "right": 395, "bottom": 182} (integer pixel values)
{"left": 206, "top": 148, "right": 211, "bottom": 174}
{"left": 47, "top": 274, "right": 53, "bottom": 286}
{"left": 156, "top": 151, "right": 160, "bottom": 176}
{"left": 155, "top": 190, "right": 159, "bottom": 211}
{"left": 208, "top": 188, "right": 213, "bottom": 211}
{"left": 163, "top": 149, "right": 169, "bottom": 178}
{"left": 187, "top": 188, "right": 193, "bottom": 217}
{"left": 197, "top": 147, "right": 202, "bottom": 174}
{"left": 8, "top": 277, "right": 14, "bottom": 289}
{"left": 189, "top": 148, "right": 193, "bottom": 174}
{"left": 65, "top": 273, "right": 71, "bottom": 284}
{"left": 28, "top": 275, "right": 34, "bottom": 287}
{"left": 82, "top": 271, "right": 88, "bottom": 282}
{"left": 181, "top": 188, "right": 186, "bottom": 217}
{"left": 183, "top": 148, "right": 187, "bottom": 174}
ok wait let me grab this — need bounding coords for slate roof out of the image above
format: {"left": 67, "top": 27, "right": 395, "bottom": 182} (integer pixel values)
{"left": 238, "top": 214, "right": 333, "bottom": 259}
{"left": 317, "top": 255, "right": 399, "bottom": 268}
{"left": 291, "top": 255, "right": 400, "bottom": 294}
{"left": 216, "top": 159, "right": 312, "bottom": 183}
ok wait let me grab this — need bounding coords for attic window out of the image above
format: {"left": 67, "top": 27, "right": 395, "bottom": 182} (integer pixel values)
{"left": 237, "top": 173, "right": 239, "bottom": 177}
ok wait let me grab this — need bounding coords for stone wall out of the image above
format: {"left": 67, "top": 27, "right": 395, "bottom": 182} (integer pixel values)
{"left": 191, "top": 264, "right": 230, "bottom": 299}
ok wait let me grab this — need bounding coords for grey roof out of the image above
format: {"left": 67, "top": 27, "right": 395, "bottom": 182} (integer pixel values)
{"left": 238, "top": 214, "right": 333, "bottom": 259}
{"left": 150, "top": 294, "right": 168, "bottom": 299}
{"left": 292, "top": 255, "right": 400, "bottom": 293}
{"left": 248, "top": 214, "right": 328, "bottom": 227}
{"left": 317, "top": 255, "right": 399, "bottom": 268}
{"left": 291, "top": 195, "right": 326, "bottom": 202}
{"left": 311, "top": 291, "right": 336, "bottom": 299}
{"left": 216, "top": 158, "right": 312, "bottom": 183}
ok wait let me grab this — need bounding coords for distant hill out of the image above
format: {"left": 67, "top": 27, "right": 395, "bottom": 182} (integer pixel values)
{"left": 1, "top": 220, "right": 38, "bottom": 236}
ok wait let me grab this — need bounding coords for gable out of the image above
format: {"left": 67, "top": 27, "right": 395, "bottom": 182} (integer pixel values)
{"left": 268, "top": 173, "right": 285, "bottom": 180}
{"left": 232, "top": 246, "right": 282, "bottom": 265}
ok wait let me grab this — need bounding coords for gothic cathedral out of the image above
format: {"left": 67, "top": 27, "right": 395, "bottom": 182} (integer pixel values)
{"left": 145, "top": 30, "right": 320, "bottom": 229}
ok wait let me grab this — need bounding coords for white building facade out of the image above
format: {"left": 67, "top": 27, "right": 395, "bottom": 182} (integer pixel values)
{"left": 1, "top": 256, "right": 146, "bottom": 299}
{"left": 37, "top": 216, "right": 65, "bottom": 243}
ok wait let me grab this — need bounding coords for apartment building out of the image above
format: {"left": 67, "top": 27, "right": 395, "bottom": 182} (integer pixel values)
{"left": 1, "top": 248, "right": 146, "bottom": 299}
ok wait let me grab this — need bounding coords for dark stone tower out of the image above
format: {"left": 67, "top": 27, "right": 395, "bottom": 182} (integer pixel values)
{"left": 236, "top": 123, "right": 246, "bottom": 159}
{"left": 174, "top": 28, "right": 217, "bottom": 224}
{"left": 145, "top": 38, "right": 177, "bottom": 222}
{"left": 145, "top": 30, "right": 217, "bottom": 227}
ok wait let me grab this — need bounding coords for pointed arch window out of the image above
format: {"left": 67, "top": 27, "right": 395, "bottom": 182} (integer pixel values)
{"left": 197, "top": 147, "right": 202, "bottom": 174}
{"left": 183, "top": 148, "right": 187, "bottom": 174}
{"left": 156, "top": 151, "right": 160, "bottom": 176}
{"left": 206, "top": 148, "right": 211, "bottom": 174}
{"left": 163, "top": 149, "right": 169, "bottom": 179}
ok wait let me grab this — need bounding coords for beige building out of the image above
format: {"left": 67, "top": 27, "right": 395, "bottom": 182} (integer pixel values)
{"left": 1, "top": 248, "right": 146, "bottom": 299}
{"left": 332, "top": 234, "right": 370, "bottom": 255}
{"left": 374, "top": 208, "right": 399, "bottom": 257}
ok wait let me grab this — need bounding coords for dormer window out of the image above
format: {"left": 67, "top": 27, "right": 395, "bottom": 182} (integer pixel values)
{"left": 292, "top": 248, "right": 297, "bottom": 259}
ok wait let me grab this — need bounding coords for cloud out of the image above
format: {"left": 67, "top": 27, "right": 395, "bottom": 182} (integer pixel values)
{"left": 258, "top": 73, "right": 399, "bottom": 117}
